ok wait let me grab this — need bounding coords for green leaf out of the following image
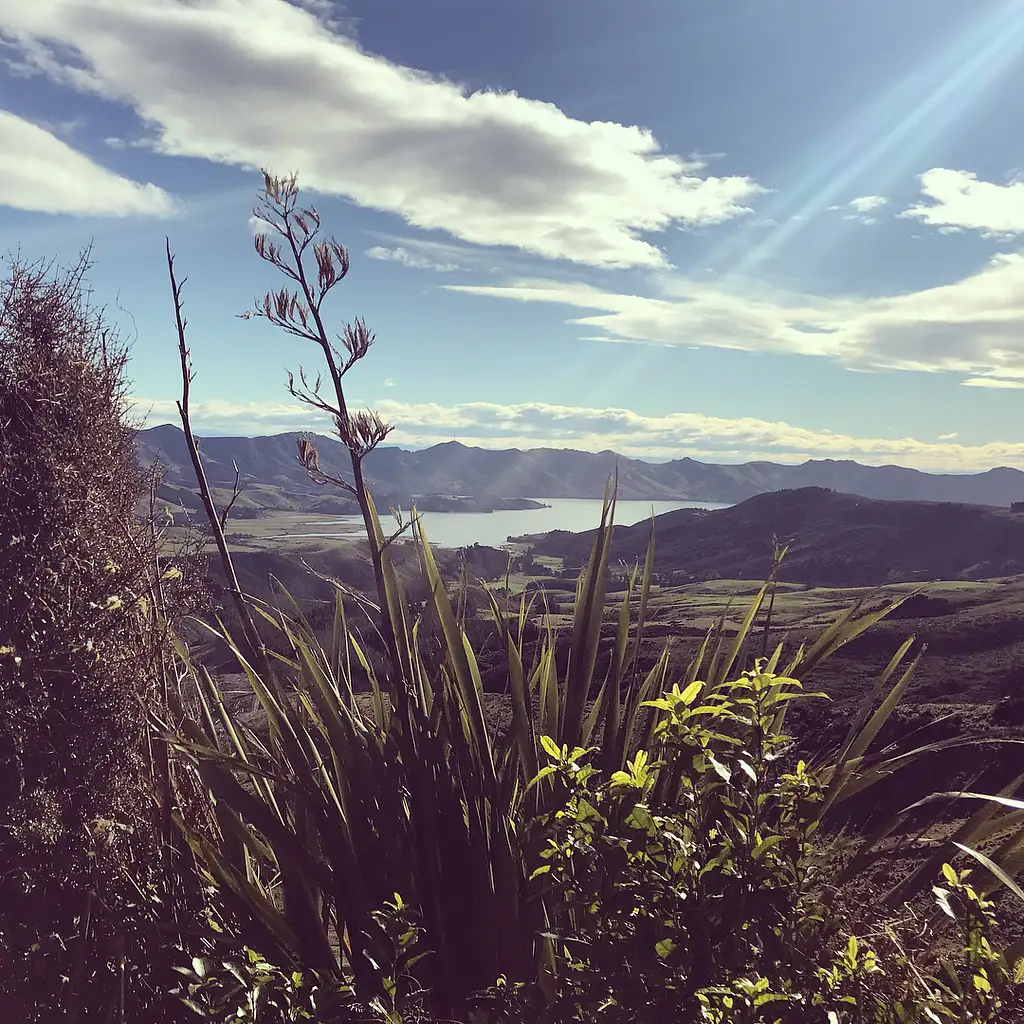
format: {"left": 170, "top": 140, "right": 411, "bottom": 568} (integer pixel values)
{"left": 680, "top": 680, "right": 703, "bottom": 706}
{"left": 527, "top": 765, "right": 559, "bottom": 792}
{"left": 752, "top": 835, "right": 782, "bottom": 859}
{"left": 953, "top": 841, "right": 1024, "bottom": 906}
{"left": 561, "top": 477, "right": 616, "bottom": 748}
{"left": 540, "top": 735, "right": 562, "bottom": 761}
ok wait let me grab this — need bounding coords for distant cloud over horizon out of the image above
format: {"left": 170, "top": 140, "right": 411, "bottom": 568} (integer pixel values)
{"left": 128, "top": 395, "right": 1024, "bottom": 473}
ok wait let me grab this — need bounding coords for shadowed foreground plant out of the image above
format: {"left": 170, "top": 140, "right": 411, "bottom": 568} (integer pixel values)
{"left": 162, "top": 171, "right": 1024, "bottom": 1023}
{"left": 0, "top": 246, "right": 205, "bottom": 1021}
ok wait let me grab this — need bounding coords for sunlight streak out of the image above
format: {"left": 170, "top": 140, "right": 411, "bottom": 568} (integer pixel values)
{"left": 722, "top": 0, "right": 1024, "bottom": 282}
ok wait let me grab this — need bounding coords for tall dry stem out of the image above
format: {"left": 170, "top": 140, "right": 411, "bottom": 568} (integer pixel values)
{"left": 164, "top": 241, "right": 271, "bottom": 679}
{"left": 241, "top": 170, "right": 410, "bottom": 701}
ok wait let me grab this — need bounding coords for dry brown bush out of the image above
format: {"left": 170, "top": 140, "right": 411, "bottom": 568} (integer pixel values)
{"left": 0, "top": 247, "right": 202, "bottom": 1021}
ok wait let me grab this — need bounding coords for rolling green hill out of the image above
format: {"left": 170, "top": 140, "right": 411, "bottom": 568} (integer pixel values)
{"left": 524, "top": 486, "right": 1024, "bottom": 586}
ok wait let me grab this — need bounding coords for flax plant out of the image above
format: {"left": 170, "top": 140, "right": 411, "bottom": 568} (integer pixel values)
{"left": 162, "top": 171, "right": 1024, "bottom": 1021}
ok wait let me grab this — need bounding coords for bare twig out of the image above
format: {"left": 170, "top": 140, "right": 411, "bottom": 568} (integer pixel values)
{"left": 218, "top": 459, "right": 243, "bottom": 533}
{"left": 165, "top": 238, "right": 270, "bottom": 676}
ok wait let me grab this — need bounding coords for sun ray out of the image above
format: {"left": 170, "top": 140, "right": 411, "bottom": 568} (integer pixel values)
{"left": 718, "top": 0, "right": 1024, "bottom": 283}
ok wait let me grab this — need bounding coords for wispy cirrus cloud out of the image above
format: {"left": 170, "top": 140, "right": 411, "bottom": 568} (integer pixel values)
{"left": 444, "top": 249, "right": 1024, "bottom": 385}
{"left": 362, "top": 232, "right": 535, "bottom": 276}
{"left": 365, "top": 245, "right": 458, "bottom": 272}
{"left": 129, "top": 395, "right": 1024, "bottom": 471}
{"left": 0, "top": 0, "right": 762, "bottom": 267}
{"left": 0, "top": 109, "right": 175, "bottom": 216}
{"left": 826, "top": 194, "right": 888, "bottom": 225}
{"left": 962, "top": 376, "right": 1024, "bottom": 389}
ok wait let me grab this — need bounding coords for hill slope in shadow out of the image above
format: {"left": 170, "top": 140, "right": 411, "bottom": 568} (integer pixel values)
{"left": 526, "top": 487, "right": 1024, "bottom": 586}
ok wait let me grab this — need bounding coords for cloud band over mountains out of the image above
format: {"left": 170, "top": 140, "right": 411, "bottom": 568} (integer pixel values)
{"left": 128, "top": 395, "right": 1024, "bottom": 472}
{"left": 445, "top": 249, "right": 1024, "bottom": 387}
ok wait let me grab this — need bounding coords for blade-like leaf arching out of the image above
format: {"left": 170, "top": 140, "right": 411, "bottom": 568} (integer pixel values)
{"left": 415, "top": 517, "right": 496, "bottom": 788}
{"left": 561, "top": 476, "right": 617, "bottom": 749}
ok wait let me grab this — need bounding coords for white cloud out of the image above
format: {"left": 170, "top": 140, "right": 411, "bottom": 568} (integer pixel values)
{"left": 130, "top": 394, "right": 1024, "bottom": 471}
{"left": 0, "top": 108, "right": 175, "bottom": 216}
{"left": 443, "top": 248, "right": 1024, "bottom": 382}
{"left": 363, "top": 232, "right": 536, "bottom": 275}
{"left": 938, "top": 432, "right": 958, "bottom": 440}
{"left": 901, "top": 169, "right": 1024, "bottom": 237}
{"left": 128, "top": 397, "right": 316, "bottom": 434}
{"left": 0, "top": 0, "right": 763, "bottom": 267}
{"left": 962, "top": 377, "right": 1024, "bottom": 389}
{"left": 829, "top": 195, "right": 887, "bottom": 225}
{"left": 848, "top": 195, "right": 887, "bottom": 214}
{"left": 578, "top": 335, "right": 672, "bottom": 348}
{"left": 103, "top": 134, "right": 156, "bottom": 150}
{"left": 365, "top": 245, "right": 457, "bottom": 272}
{"left": 248, "top": 213, "right": 279, "bottom": 238}
{"left": 382, "top": 377, "right": 397, "bottom": 388}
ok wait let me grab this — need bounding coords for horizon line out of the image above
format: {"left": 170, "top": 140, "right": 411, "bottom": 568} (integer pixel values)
{"left": 133, "top": 422, "right": 1013, "bottom": 476}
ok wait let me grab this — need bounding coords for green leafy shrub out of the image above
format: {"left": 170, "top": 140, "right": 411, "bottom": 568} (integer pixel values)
{"left": 512, "top": 665, "right": 1024, "bottom": 1022}
{"left": 170, "top": 895, "right": 427, "bottom": 1023}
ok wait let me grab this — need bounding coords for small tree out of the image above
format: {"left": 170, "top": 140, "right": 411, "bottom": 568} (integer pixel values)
{"left": 0, "top": 248, "right": 175, "bottom": 1019}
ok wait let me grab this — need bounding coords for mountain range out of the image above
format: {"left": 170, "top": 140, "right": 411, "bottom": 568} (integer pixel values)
{"left": 135, "top": 424, "right": 1024, "bottom": 510}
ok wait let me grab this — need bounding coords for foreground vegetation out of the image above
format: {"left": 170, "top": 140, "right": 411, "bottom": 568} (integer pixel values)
{"left": 5, "top": 174, "right": 1024, "bottom": 1022}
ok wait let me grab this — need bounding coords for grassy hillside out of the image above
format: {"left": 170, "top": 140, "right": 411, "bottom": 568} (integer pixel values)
{"left": 525, "top": 487, "right": 1024, "bottom": 585}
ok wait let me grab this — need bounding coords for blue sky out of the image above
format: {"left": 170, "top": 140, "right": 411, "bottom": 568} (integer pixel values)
{"left": 3, "top": 0, "right": 1024, "bottom": 470}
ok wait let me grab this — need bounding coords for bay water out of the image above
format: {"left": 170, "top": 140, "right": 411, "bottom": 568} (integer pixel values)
{"left": 289, "top": 497, "right": 731, "bottom": 550}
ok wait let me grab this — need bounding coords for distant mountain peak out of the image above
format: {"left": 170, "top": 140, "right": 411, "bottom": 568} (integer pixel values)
{"left": 132, "top": 426, "right": 1024, "bottom": 507}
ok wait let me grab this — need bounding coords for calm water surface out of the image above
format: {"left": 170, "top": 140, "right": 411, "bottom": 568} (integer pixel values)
{"left": 289, "top": 497, "right": 731, "bottom": 549}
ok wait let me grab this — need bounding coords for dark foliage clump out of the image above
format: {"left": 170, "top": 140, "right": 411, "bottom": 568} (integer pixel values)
{"left": 0, "top": 249, "right": 184, "bottom": 1019}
